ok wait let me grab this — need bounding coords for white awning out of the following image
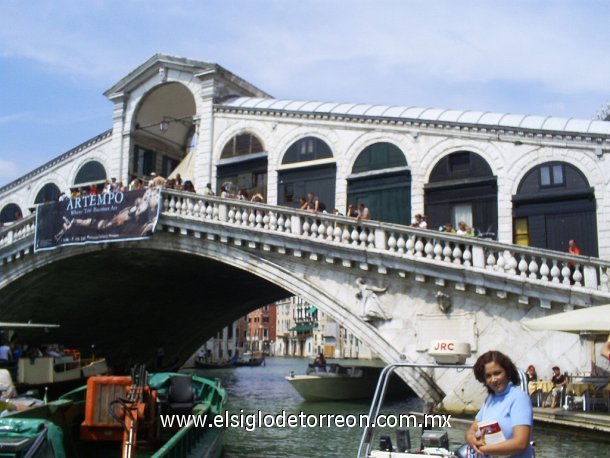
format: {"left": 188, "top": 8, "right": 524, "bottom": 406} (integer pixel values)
{"left": 168, "top": 150, "right": 195, "bottom": 182}
{"left": 521, "top": 304, "right": 610, "bottom": 334}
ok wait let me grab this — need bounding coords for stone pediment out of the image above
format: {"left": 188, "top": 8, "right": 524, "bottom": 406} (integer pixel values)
{"left": 104, "top": 53, "right": 271, "bottom": 101}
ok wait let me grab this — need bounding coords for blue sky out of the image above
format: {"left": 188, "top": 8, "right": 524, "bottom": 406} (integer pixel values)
{"left": 1, "top": 0, "right": 609, "bottom": 186}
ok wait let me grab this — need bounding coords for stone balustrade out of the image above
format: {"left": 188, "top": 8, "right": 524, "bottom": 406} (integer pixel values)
{"left": 160, "top": 189, "right": 610, "bottom": 295}
{"left": 2, "top": 189, "right": 609, "bottom": 298}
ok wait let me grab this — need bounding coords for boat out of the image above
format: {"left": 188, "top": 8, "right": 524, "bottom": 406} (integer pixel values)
{"left": 0, "top": 364, "right": 227, "bottom": 457}
{"left": 194, "top": 361, "right": 234, "bottom": 369}
{"left": 285, "top": 361, "right": 409, "bottom": 401}
{"left": 234, "top": 352, "right": 265, "bottom": 367}
{"left": 357, "top": 342, "right": 533, "bottom": 457}
{"left": 0, "top": 322, "right": 109, "bottom": 395}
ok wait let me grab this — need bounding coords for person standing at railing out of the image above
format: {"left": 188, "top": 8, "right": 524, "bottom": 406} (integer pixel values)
{"left": 355, "top": 203, "right": 369, "bottom": 222}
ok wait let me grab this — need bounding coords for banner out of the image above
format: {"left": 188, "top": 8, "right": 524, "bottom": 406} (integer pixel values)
{"left": 34, "top": 189, "right": 161, "bottom": 252}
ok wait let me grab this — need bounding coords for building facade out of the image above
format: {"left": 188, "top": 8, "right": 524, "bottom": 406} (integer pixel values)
{"left": 1, "top": 54, "right": 609, "bottom": 260}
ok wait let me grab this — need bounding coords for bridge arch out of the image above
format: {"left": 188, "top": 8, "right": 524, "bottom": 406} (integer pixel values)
{"left": 33, "top": 181, "right": 62, "bottom": 205}
{"left": 0, "top": 203, "right": 22, "bottom": 225}
{"left": 129, "top": 81, "right": 197, "bottom": 180}
{"left": 0, "top": 231, "right": 441, "bottom": 403}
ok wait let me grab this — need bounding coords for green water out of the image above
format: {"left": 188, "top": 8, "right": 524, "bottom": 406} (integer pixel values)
{"left": 187, "top": 357, "right": 609, "bottom": 458}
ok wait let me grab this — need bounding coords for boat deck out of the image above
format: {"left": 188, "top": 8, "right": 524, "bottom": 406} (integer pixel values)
{"left": 532, "top": 407, "right": 610, "bottom": 433}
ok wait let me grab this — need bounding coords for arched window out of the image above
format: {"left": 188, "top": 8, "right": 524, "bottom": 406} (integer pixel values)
{"left": 429, "top": 151, "right": 493, "bottom": 182}
{"left": 352, "top": 142, "right": 407, "bottom": 174}
{"left": 513, "top": 161, "right": 597, "bottom": 255}
{"left": 221, "top": 133, "right": 264, "bottom": 159}
{"left": 425, "top": 151, "right": 497, "bottom": 237}
{"left": 282, "top": 137, "right": 333, "bottom": 165}
{"left": 74, "top": 161, "right": 107, "bottom": 185}
{"left": 34, "top": 183, "right": 61, "bottom": 204}
{"left": 0, "top": 203, "right": 23, "bottom": 224}
{"left": 347, "top": 142, "right": 410, "bottom": 225}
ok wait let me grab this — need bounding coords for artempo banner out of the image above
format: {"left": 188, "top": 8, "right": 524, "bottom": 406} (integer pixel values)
{"left": 34, "top": 189, "right": 161, "bottom": 252}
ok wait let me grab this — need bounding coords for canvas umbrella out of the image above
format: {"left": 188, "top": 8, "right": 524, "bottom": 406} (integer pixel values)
{"left": 521, "top": 304, "right": 610, "bottom": 333}
{"left": 521, "top": 304, "right": 610, "bottom": 374}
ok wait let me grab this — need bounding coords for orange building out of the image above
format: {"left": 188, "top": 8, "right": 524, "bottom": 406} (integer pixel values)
{"left": 246, "top": 304, "right": 276, "bottom": 354}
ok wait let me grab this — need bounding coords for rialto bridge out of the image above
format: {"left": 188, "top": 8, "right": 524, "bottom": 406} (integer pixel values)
{"left": 1, "top": 53, "right": 610, "bottom": 412}
{"left": 1, "top": 191, "right": 610, "bottom": 412}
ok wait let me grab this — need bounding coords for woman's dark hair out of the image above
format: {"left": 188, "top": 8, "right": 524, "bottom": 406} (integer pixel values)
{"left": 473, "top": 350, "right": 521, "bottom": 394}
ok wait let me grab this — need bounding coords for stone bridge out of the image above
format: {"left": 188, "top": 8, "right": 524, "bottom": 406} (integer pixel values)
{"left": 2, "top": 190, "right": 609, "bottom": 412}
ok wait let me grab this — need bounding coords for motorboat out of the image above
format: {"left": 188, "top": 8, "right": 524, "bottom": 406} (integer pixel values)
{"left": 286, "top": 361, "right": 409, "bottom": 402}
{"left": 0, "top": 322, "right": 109, "bottom": 394}
{"left": 358, "top": 341, "right": 533, "bottom": 458}
{"left": 0, "top": 364, "right": 227, "bottom": 457}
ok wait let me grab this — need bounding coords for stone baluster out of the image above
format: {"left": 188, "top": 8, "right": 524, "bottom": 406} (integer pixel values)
{"left": 424, "top": 239, "right": 434, "bottom": 259}
{"left": 302, "top": 218, "right": 310, "bottom": 237}
{"left": 263, "top": 212, "right": 270, "bottom": 229}
{"left": 462, "top": 246, "right": 472, "bottom": 267}
{"left": 351, "top": 228, "right": 359, "bottom": 246}
{"left": 550, "top": 260, "right": 561, "bottom": 283}
{"left": 168, "top": 195, "right": 176, "bottom": 213}
{"left": 248, "top": 210, "right": 256, "bottom": 227}
{"left": 396, "top": 234, "right": 406, "bottom": 255}
{"left": 573, "top": 265, "right": 583, "bottom": 287}
{"left": 442, "top": 241, "right": 452, "bottom": 263}
{"left": 359, "top": 228, "right": 368, "bottom": 247}
{"left": 387, "top": 232, "right": 397, "bottom": 252}
{"left": 600, "top": 267, "right": 609, "bottom": 292}
{"left": 518, "top": 255, "right": 528, "bottom": 277}
{"left": 452, "top": 244, "right": 463, "bottom": 265}
{"left": 507, "top": 253, "right": 518, "bottom": 275}
{"left": 326, "top": 224, "right": 335, "bottom": 241}
{"left": 486, "top": 251, "right": 497, "bottom": 271}
{"left": 341, "top": 226, "right": 351, "bottom": 245}
{"left": 333, "top": 225, "right": 342, "bottom": 242}
{"left": 310, "top": 220, "right": 318, "bottom": 238}
{"left": 433, "top": 240, "right": 443, "bottom": 261}
{"left": 539, "top": 258, "right": 550, "bottom": 281}
{"left": 228, "top": 207, "right": 236, "bottom": 224}
{"left": 284, "top": 215, "right": 291, "bottom": 232}
{"left": 256, "top": 211, "right": 264, "bottom": 228}
{"left": 181, "top": 197, "right": 188, "bottom": 215}
{"left": 528, "top": 258, "right": 539, "bottom": 280}
{"left": 561, "top": 264, "right": 572, "bottom": 285}
{"left": 317, "top": 221, "right": 326, "bottom": 239}
{"left": 269, "top": 212, "right": 277, "bottom": 231}
{"left": 163, "top": 195, "right": 170, "bottom": 212}
{"left": 414, "top": 238, "right": 424, "bottom": 257}
{"left": 405, "top": 235, "right": 415, "bottom": 257}
{"left": 277, "top": 214, "right": 285, "bottom": 233}
{"left": 367, "top": 230, "right": 375, "bottom": 248}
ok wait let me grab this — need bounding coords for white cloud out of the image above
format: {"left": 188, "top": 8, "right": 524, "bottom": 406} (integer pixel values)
{"left": 0, "top": 160, "right": 18, "bottom": 179}
{"left": 0, "top": 113, "right": 28, "bottom": 124}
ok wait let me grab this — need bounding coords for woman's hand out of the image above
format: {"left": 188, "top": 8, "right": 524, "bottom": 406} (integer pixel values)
{"left": 465, "top": 422, "right": 486, "bottom": 453}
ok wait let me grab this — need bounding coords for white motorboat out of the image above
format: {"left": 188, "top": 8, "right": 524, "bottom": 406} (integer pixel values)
{"left": 358, "top": 341, "right": 533, "bottom": 458}
{"left": 286, "top": 363, "right": 380, "bottom": 401}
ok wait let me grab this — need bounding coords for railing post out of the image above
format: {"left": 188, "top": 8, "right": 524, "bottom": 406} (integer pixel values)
{"left": 374, "top": 228, "right": 386, "bottom": 250}
{"left": 218, "top": 203, "right": 228, "bottom": 222}
{"left": 583, "top": 265, "right": 598, "bottom": 289}
{"left": 472, "top": 245, "right": 485, "bottom": 268}
{"left": 291, "top": 215, "right": 302, "bottom": 235}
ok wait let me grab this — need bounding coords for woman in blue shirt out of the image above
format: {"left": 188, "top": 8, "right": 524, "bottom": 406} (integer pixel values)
{"left": 466, "top": 350, "right": 534, "bottom": 457}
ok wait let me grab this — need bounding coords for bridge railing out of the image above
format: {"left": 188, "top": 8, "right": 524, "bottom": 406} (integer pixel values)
{"left": 161, "top": 189, "right": 610, "bottom": 293}
{"left": 2, "top": 191, "right": 609, "bottom": 294}
{"left": 0, "top": 215, "right": 36, "bottom": 251}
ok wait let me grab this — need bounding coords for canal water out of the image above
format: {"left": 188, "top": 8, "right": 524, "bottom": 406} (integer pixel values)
{"left": 189, "top": 357, "right": 609, "bottom": 458}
